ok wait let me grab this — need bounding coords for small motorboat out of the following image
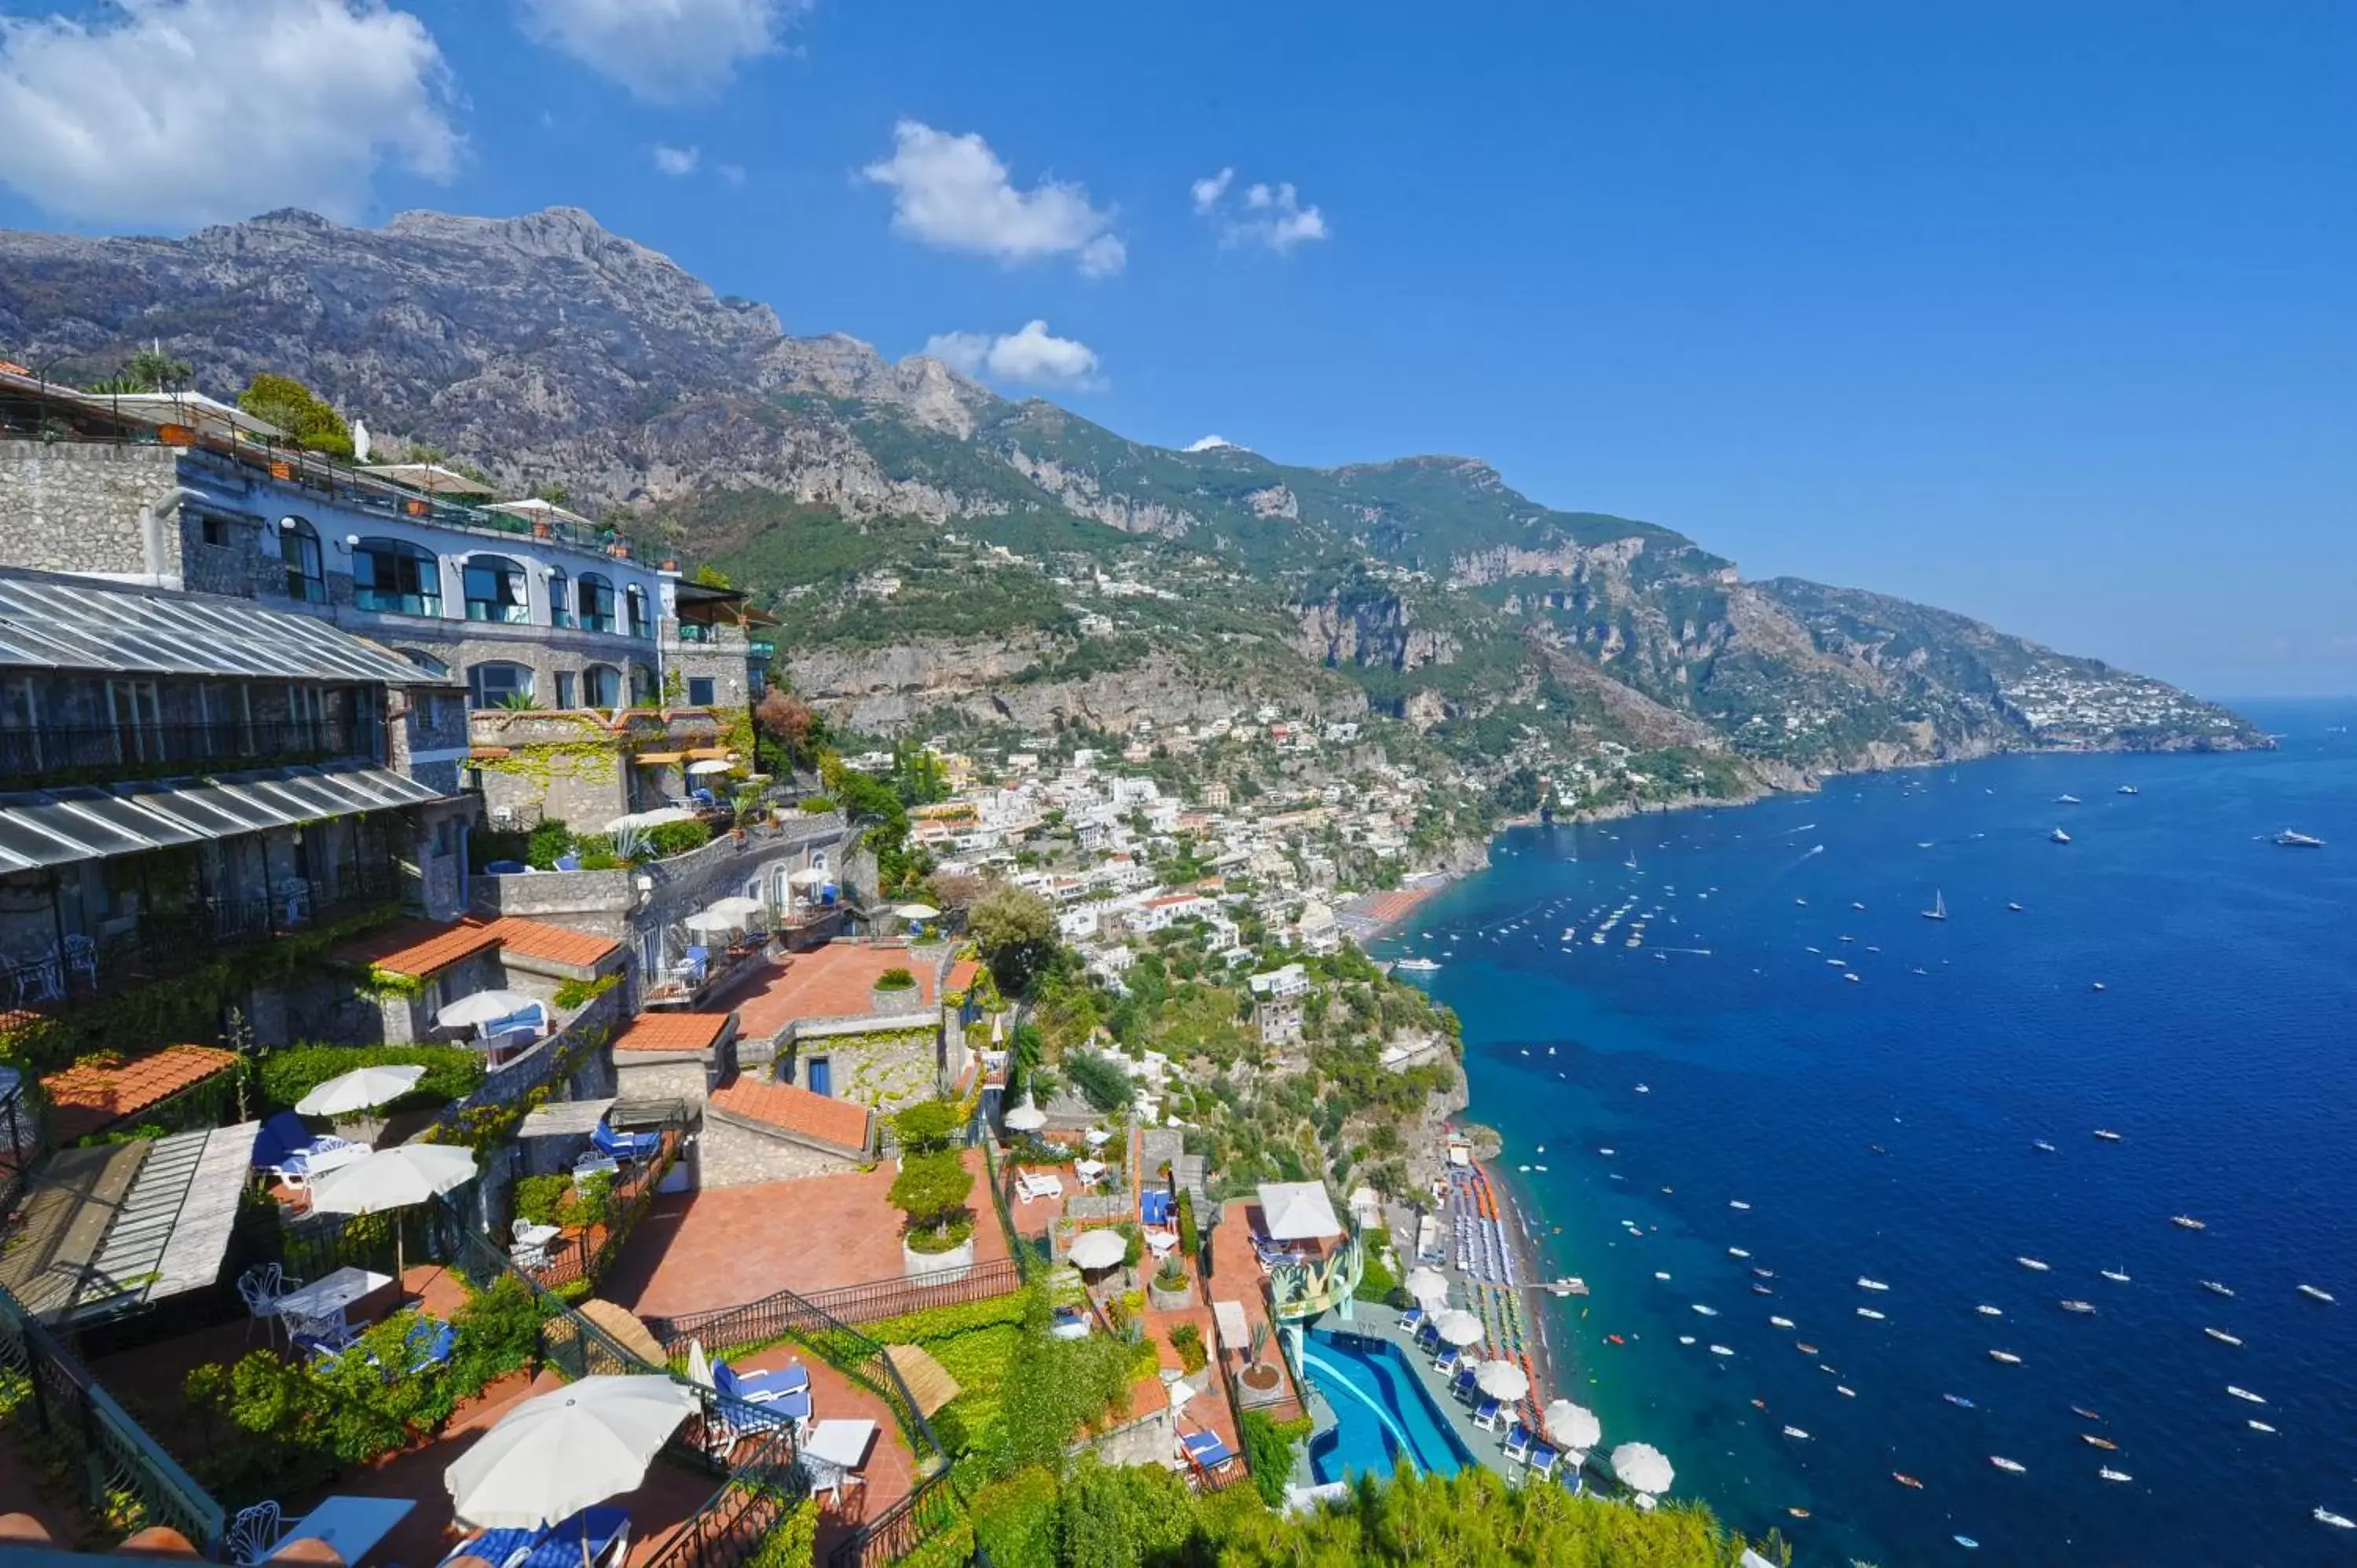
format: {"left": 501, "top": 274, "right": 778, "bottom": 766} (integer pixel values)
{"left": 1677, "top": 1335, "right": 1695, "bottom": 1346}
{"left": 2205, "top": 1328, "right": 2242, "bottom": 1346}
{"left": 1954, "top": 1536, "right": 1980, "bottom": 1551}
{"left": 1836, "top": 1384, "right": 1856, "bottom": 1398}
{"left": 1606, "top": 1334, "right": 1626, "bottom": 1345}
{"left": 2033, "top": 1140, "right": 2057, "bottom": 1152}
{"left": 2093, "top": 1129, "right": 2123, "bottom": 1141}
{"left": 1751, "top": 1398, "right": 1768, "bottom": 1410}
{"left": 1796, "top": 1343, "right": 1820, "bottom": 1355}
{"left": 2317, "top": 1508, "right": 2355, "bottom": 1530}
{"left": 1754, "top": 1267, "right": 1776, "bottom": 1279}
{"left": 1857, "top": 1307, "right": 1886, "bottom": 1321}
{"left": 2172, "top": 1215, "right": 2207, "bottom": 1231}
{"left": 1709, "top": 1343, "right": 1734, "bottom": 1357}
{"left": 1857, "top": 1277, "right": 1890, "bottom": 1291}
{"left": 2201, "top": 1280, "right": 2235, "bottom": 1298}
{"left": 1728, "top": 1247, "right": 1751, "bottom": 1258}
{"left": 1893, "top": 1473, "right": 1924, "bottom": 1489}
{"left": 2101, "top": 1268, "right": 2131, "bottom": 1283}
{"left": 2060, "top": 1300, "right": 2096, "bottom": 1315}
{"left": 2057, "top": 793, "right": 2082, "bottom": 804}
{"left": 2072, "top": 1405, "right": 2103, "bottom": 1422}
{"left": 2018, "top": 1257, "right": 2051, "bottom": 1272}
{"left": 2099, "top": 1467, "right": 2132, "bottom": 1482}
{"left": 1989, "top": 1350, "right": 2023, "bottom": 1365}
{"left": 1782, "top": 1426, "right": 1809, "bottom": 1439}
{"left": 2007, "top": 901, "right": 2024, "bottom": 911}
{"left": 2227, "top": 1386, "right": 2267, "bottom": 1405}
{"left": 1944, "top": 1394, "right": 1976, "bottom": 1409}
{"left": 1729, "top": 1199, "right": 1752, "bottom": 1211}
{"left": 1653, "top": 1271, "right": 1672, "bottom": 1281}
{"left": 2297, "top": 1284, "right": 2336, "bottom": 1303}
{"left": 1692, "top": 1304, "right": 1719, "bottom": 1317}
{"left": 1787, "top": 1507, "right": 1810, "bottom": 1519}
{"left": 2051, "top": 827, "right": 2072, "bottom": 844}
{"left": 1751, "top": 1284, "right": 1774, "bottom": 1296}
{"left": 1976, "top": 1304, "right": 2003, "bottom": 1317}
{"left": 1769, "top": 1315, "right": 1794, "bottom": 1329}
{"left": 2249, "top": 1420, "right": 2276, "bottom": 1433}
{"left": 1990, "top": 1456, "right": 2025, "bottom": 1474}
{"left": 2080, "top": 1434, "right": 2119, "bottom": 1451}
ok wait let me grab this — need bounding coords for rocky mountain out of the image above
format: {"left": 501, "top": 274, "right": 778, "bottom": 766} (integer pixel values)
{"left": 0, "top": 205, "right": 2266, "bottom": 808}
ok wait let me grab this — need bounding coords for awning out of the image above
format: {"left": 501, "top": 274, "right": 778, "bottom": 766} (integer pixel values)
{"left": 632, "top": 752, "right": 687, "bottom": 766}
{"left": 1212, "top": 1299, "right": 1252, "bottom": 1351}
{"left": 683, "top": 747, "right": 733, "bottom": 761}
{"left": 0, "top": 764, "right": 446, "bottom": 874}
{"left": 1257, "top": 1181, "right": 1345, "bottom": 1241}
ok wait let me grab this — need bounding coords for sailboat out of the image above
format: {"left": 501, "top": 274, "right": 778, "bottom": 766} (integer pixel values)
{"left": 1921, "top": 889, "right": 1948, "bottom": 922}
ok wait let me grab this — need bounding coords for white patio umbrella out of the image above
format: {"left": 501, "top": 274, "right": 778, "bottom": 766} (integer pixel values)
{"left": 788, "top": 866, "right": 830, "bottom": 888}
{"left": 685, "top": 1339, "right": 713, "bottom": 1391}
{"left": 435, "top": 990, "right": 539, "bottom": 1031}
{"left": 295, "top": 1064, "right": 425, "bottom": 1119}
{"left": 682, "top": 908, "right": 745, "bottom": 935}
{"left": 482, "top": 496, "right": 596, "bottom": 530}
{"left": 604, "top": 805, "right": 697, "bottom": 833}
{"left": 1475, "top": 1358, "right": 1530, "bottom": 1402}
{"left": 1003, "top": 1101, "right": 1047, "bottom": 1132}
{"left": 893, "top": 903, "right": 940, "bottom": 921}
{"left": 1544, "top": 1399, "right": 1601, "bottom": 1453}
{"left": 445, "top": 1376, "right": 698, "bottom": 1530}
{"left": 1611, "top": 1441, "right": 1675, "bottom": 1497}
{"left": 1433, "top": 1309, "right": 1485, "bottom": 1349}
{"left": 1404, "top": 1266, "right": 1450, "bottom": 1306}
{"left": 707, "top": 896, "right": 764, "bottom": 919}
{"left": 306, "top": 1143, "right": 478, "bottom": 1275}
{"left": 991, "top": 1013, "right": 1005, "bottom": 1046}
{"left": 686, "top": 758, "right": 735, "bottom": 776}
{"left": 357, "top": 462, "right": 494, "bottom": 496}
{"left": 1067, "top": 1229, "right": 1127, "bottom": 1271}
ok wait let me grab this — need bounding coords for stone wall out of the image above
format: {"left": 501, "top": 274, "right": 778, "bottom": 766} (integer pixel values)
{"left": 0, "top": 440, "right": 180, "bottom": 581}
{"left": 614, "top": 1057, "right": 711, "bottom": 1107}
{"left": 700, "top": 1107, "right": 865, "bottom": 1188}
{"left": 784, "top": 1020, "right": 940, "bottom": 1114}
{"left": 471, "top": 866, "right": 638, "bottom": 941}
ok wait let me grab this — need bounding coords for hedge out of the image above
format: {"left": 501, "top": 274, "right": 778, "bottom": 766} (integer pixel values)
{"left": 258, "top": 1044, "right": 482, "bottom": 1116}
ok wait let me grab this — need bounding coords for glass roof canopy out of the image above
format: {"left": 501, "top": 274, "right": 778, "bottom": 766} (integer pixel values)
{"left": 0, "top": 764, "right": 445, "bottom": 874}
{"left": 0, "top": 575, "right": 447, "bottom": 686}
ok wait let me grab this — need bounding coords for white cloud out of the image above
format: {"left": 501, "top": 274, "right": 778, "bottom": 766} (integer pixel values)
{"left": 651, "top": 143, "right": 699, "bottom": 177}
{"left": 717, "top": 163, "right": 746, "bottom": 185}
{"left": 0, "top": 0, "right": 459, "bottom": 229}
{"left": 1190, "top": 168, "right": 1329, "bottom": 254}
{"left": 865, "top": 120, "right": 1124, "bottom": 277}
{"left": 517, "top": 0, "right": 801, "bottom": 104}
{"left": 922, "top": 321, "right": 1103, "bottom": 390}
{"left": 1183, "top": 434, "right": 1235, "bottom": 452}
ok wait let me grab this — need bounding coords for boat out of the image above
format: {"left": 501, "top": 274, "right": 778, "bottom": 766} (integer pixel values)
{"left": 1653, "top": 1271, "right": 1672, "bottom": 1280}
{"left": 1787, "top": 1508, "right": 1809, "bottom": 1519}
{"left": 2275, "top": 830, "right": 2325, "bottom": 848}
{"left": 2060, "top": 1300, "right": 2096, "bottom": 1314}
{"left": 2101, "top": 1268, "right": 2131, "bottom": 1283}
{"left": 2205, "top": 1328, "right": 2242, "bottom": 1346}
{"left": 1769, "top": 1316, "right": 1794, "bottom": 1329}
{"left": 1990, "top": 1456, "right": 2025, "bottom": 1474}
{"left": 1395, "top": 957, "right": 1441, "bottom": 973}
{"left": 2017, "top": 1257, "right": 2051, "bottom": 1272}
{"left": 2172, "top": 1215, "right": 2207, "bottom": 1231}
{"left": 1921, "top": 889, "right": 1948, "bottom": 921}
{"left": 1634, "top": 1083, "right": 1650, "bottom": 1093}
{"left": 1976, "top": 1305, "right": 2003, "bottom": 1317}
{"left": 1783, "top": 1426, "right": 1809, "bottom": 1439}
{"left": 2070, "top": 1407, "right": 2103, "bottom": 1424}
{"left": 1728, "top": 1247, "right": 1751, "bottom": 1258}
{"left": 1750, "top": 1398, "right": 1767, "bottom": 1411}
{"left": 2034, "top": 1140, "right": 2057, "bottom": 1152}
{"left": 1751, "top": 1284, "right": 1774, "bottom": 1296}
{"left": 1729, "top": 1199, "right": 1751, "bottom": 1210}
{"left": 1692, "top": 1304, "right": 1718, "bottom": 1317}
{"left": 1796, "top": 1343, "right": 1820, "bottom": 1355}
{"left": 1989, "top": 1350, "right": 2023, "bottom": 1365}
{"left": 1606, "top": 1334, "right": 1625, "bottom": 1345}
{"left": 1844, "top": 971, "right": 1860, "bottom": 982}
{"left": 2297, "top": 1284, "right": 2336, "bottom": 1303}
{"left": 2117, "top": 785, "right": 2139, "bottom": 795}
{"left": 1857, "top": 1307, "right": 1886, "bottom": 1321}
{"left": 2099, "top": 1467, "right": 2132, "bottom": 1482}
{"left": 1944, "top": 1393, "right": 1976, "bottom": 1409}
{"left": 1754, "top": 1267, "right": 1777, "bottom": 1279}
{"left": 2318, "top": 1509, "right": 2356, "bottom": 1530}
{"left": 2080, "top": 1434, "right": 2118, "bottom": 1451}
{"left": 2227, "top": 1386, "right": 2267, "bottom": 1405}
{"left": 1709, "top": 1343, "right": 1734, "bottom": 1357}
{"left": 2093, "top": 1129, "right": 2123, "bottom": 1141}
{"left": 1954, "top": 1535, "right": 1980, "bottom": 1551}
{"left": 2057, "top": 793, "right": 2082, "bottom": 804}
{"left": 1893, "top": 1473, "right": 1923, "bottom": 1489}
{"left": 2051, "top": 827, "right": 2072, "bottom": 844}
{"left": 2202, "top": 1280, "right": 2235, "bottom": 1298}
{"left": 2007, "top": 900, "right": 2023, "bottom": 911}
{"left": 1854, "top": 1277, "right": 1890, "bottom": 1292}
{"left": 1677, "top": 1335, "right": 1695, "bottom": 1346}
{"left": 2249, "top": 1420, "right": 2276, "bottom": 1433}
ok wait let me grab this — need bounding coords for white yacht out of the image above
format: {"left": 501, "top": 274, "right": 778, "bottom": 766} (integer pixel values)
{"left": 1857, "top": 1277, "right": 1890, "bottom": 1291}
{"left": 2227, "top": 1386, "right": 2267, "bottom": 1405}
{"left": 1921, "top": 889, "right": 1948, "bottom": 921}
{"left": 2017, "top": 1257, "right": 2051, "bottom": 1272}
{"left": 2275, "top": 829, "right": 2326, "bottom": 848}
{"left": 1395, "top": 956, "right": 1441, "bottom": 973}
{"left": 2297, "top": 1283, "right": 2336, "bottom": 1303}
{"left": 2204, "top": 1328, "right": 2242, "bottom": 1346}
{"left": 2051, "top": 826, "right": 2072, "bottom": 844}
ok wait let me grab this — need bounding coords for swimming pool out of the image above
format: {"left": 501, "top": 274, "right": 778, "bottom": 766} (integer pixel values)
{"left": 1299, "top": 1328, "right": 1477, "bottom": 1484}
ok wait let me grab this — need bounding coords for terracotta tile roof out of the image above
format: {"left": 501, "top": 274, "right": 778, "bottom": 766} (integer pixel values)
{"left": 477, "top": 917, "right": 621, "bottom": 969}
{"left": 945, "top": 958, "right": 981, "bottom": 995}
{"left": 733, "top": 944, "right": 940, "bottom": 1033}
{"left": 333, "top": 918, "right": 503, "bottom": 979}
{"left": 614, "top": 1012, "right": 731, "bottom": 1055}
{"left": 709, "top": 1077, "right": 871, "bottom": 1152}
{"left": 332, "top": 915, "right": 618, "bottom": 978}
{"left": 42, "top": 1045, "right": 237, "bottom": 1142}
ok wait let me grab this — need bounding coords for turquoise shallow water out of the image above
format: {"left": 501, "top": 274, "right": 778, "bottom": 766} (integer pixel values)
{"left": 1375, "top": 701, "right": 2357, "bottom": 1565}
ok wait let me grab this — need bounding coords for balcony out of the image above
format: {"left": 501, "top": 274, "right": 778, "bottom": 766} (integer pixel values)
{"left": 0, "top": 716, "right": 376, "bottom": 788}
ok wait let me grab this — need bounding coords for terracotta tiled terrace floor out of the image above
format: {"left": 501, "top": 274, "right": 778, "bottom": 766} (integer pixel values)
{"left": 722, "top": 1341, "right": 917, "bottom": 1562}
{"left": 729, "top": 943, "right": 937, "bottom": 1042}
{"left": 1207, "top": 1206, "right": 1307, "bottom": 1425}
{"left": 599, "top": 1150, "right": 1006, "bottom": 1320}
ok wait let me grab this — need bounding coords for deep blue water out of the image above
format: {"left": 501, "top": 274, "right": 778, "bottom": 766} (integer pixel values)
{"left": 1301, "top": 1327, "right": 1475, "bottom": 1483}
{"left": 1376, "top": 701, "right": 2357, "bottom": 1566}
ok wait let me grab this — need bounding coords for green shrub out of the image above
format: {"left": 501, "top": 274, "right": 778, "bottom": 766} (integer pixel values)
{"left": 874, "top": 965, "right": 918, "bottom": 992}
{"left": 258, "top": 1045, "right": 482, "bottom": 1115}
{"left": 889, "top": 1149, "right": 977, "bottom": 1251}
{"left": 891, "top": 1097, "right": 963, "bottom": 1154}
{"left": 449, "top": 1274, "right": 544, "bottom": 1387}
{"left": 797, "top": 795, "right": 838, "bottom": 813}
{"left": 1167, "top": 1321, "right": 1206, "bottom": 1375}
{"left": 1238, "top": 1411, "right": 1314, "bottom": 1508}
{"left": 1059, "top": 1459, "right": 1202, "bottom": 1568}
{"left": 1062, "top": 1050, "right": 1132, "bottom": 1113}
{"left": 645, "top": 819, "right": 713, "bottom": 858}
{"left": 526, "top": 819, "right": 574, "bottom": 869}
{"left": 552, "top": 971, "right": 621, "bottom": 1009}
{"left": 1175, "top": 1189, "right": 1200, "bottom": 1259}
{"left": 744, "top": 1500, "right": 820, "bottom": 1568}
{"left": 515, "top": 1174, "right": 570, "bottom": 1229}
{"left": 565, "top": 1170, "right": 614, "bottom": 1230}
{"left": 969, "top": 1466, "right": 1061, "bottom": 1568}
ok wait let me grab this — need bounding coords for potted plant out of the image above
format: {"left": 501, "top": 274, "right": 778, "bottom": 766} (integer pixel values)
{"left": 1149, "top": 1255, "right": 1193, "bottom": 1312}
{"left": 1239, "top": 1320, "right": 1285, "bottom": 1398}
{"left": 889, "top": 1100, "right": 976, "bottom": 1280}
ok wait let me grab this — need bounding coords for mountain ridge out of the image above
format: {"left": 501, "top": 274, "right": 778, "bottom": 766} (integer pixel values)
{"left": 0, "top": 204, "right": 2265, "bottom": 812}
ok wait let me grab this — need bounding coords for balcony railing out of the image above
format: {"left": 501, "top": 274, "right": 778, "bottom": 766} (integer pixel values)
{"left": 0, "top": 716, "right": 375, "bottom": 786}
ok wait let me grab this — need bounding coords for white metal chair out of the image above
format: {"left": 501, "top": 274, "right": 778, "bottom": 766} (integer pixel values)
{"left": 60, "top": 934, "right": 97, "bottom": 987}
{"left": 511, "top": 1218, "right": 557, "bottom": 1271}
{"left": 236, "top": 1264, "right": 291, "bottom": 1343}
{"left": 225, "top": 1500, "right": 284, "bottom": 1566}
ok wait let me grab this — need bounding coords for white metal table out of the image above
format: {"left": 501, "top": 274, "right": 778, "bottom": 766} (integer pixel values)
{"left": 275, "top": 1266, "right": 394, "bottom": 1332}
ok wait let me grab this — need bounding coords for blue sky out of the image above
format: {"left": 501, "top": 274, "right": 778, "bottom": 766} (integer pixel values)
{"left": 1, "top": 2, "right": 2349, "bottom": 695}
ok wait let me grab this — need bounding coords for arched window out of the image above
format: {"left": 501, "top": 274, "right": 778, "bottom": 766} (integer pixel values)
{"left": 625, "top": 584, "right": 651, "bottom": 639}
{"left": 278, "top": 517, "right": 324, "bottom": 603}
{"left": 581, "top": 664, "right": 621, "bottom": 708}
{"left": 628, "top": 663, "right": 658, "bottom": 708}
{"left": 467, "top": 661, "right": 535, "bottom": 709}
{"left": 577, "top": 572, "right": 616, "bottom": 633}
{"left": 547, "top": 566, "right": 572, "bottom": 628}
{"left": 463, "top": 554, "right": 530, "bottom": 624}
{"left": 394, "top": 648, "right": 449, "bottom": 678}
{"left": 353, "top": 537, "right": 442, "bottom": 617}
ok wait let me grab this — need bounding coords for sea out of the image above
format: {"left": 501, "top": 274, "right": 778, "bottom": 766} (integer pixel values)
{"left": 1374, "top": 699, "right": 2357, "bottom": 1566}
